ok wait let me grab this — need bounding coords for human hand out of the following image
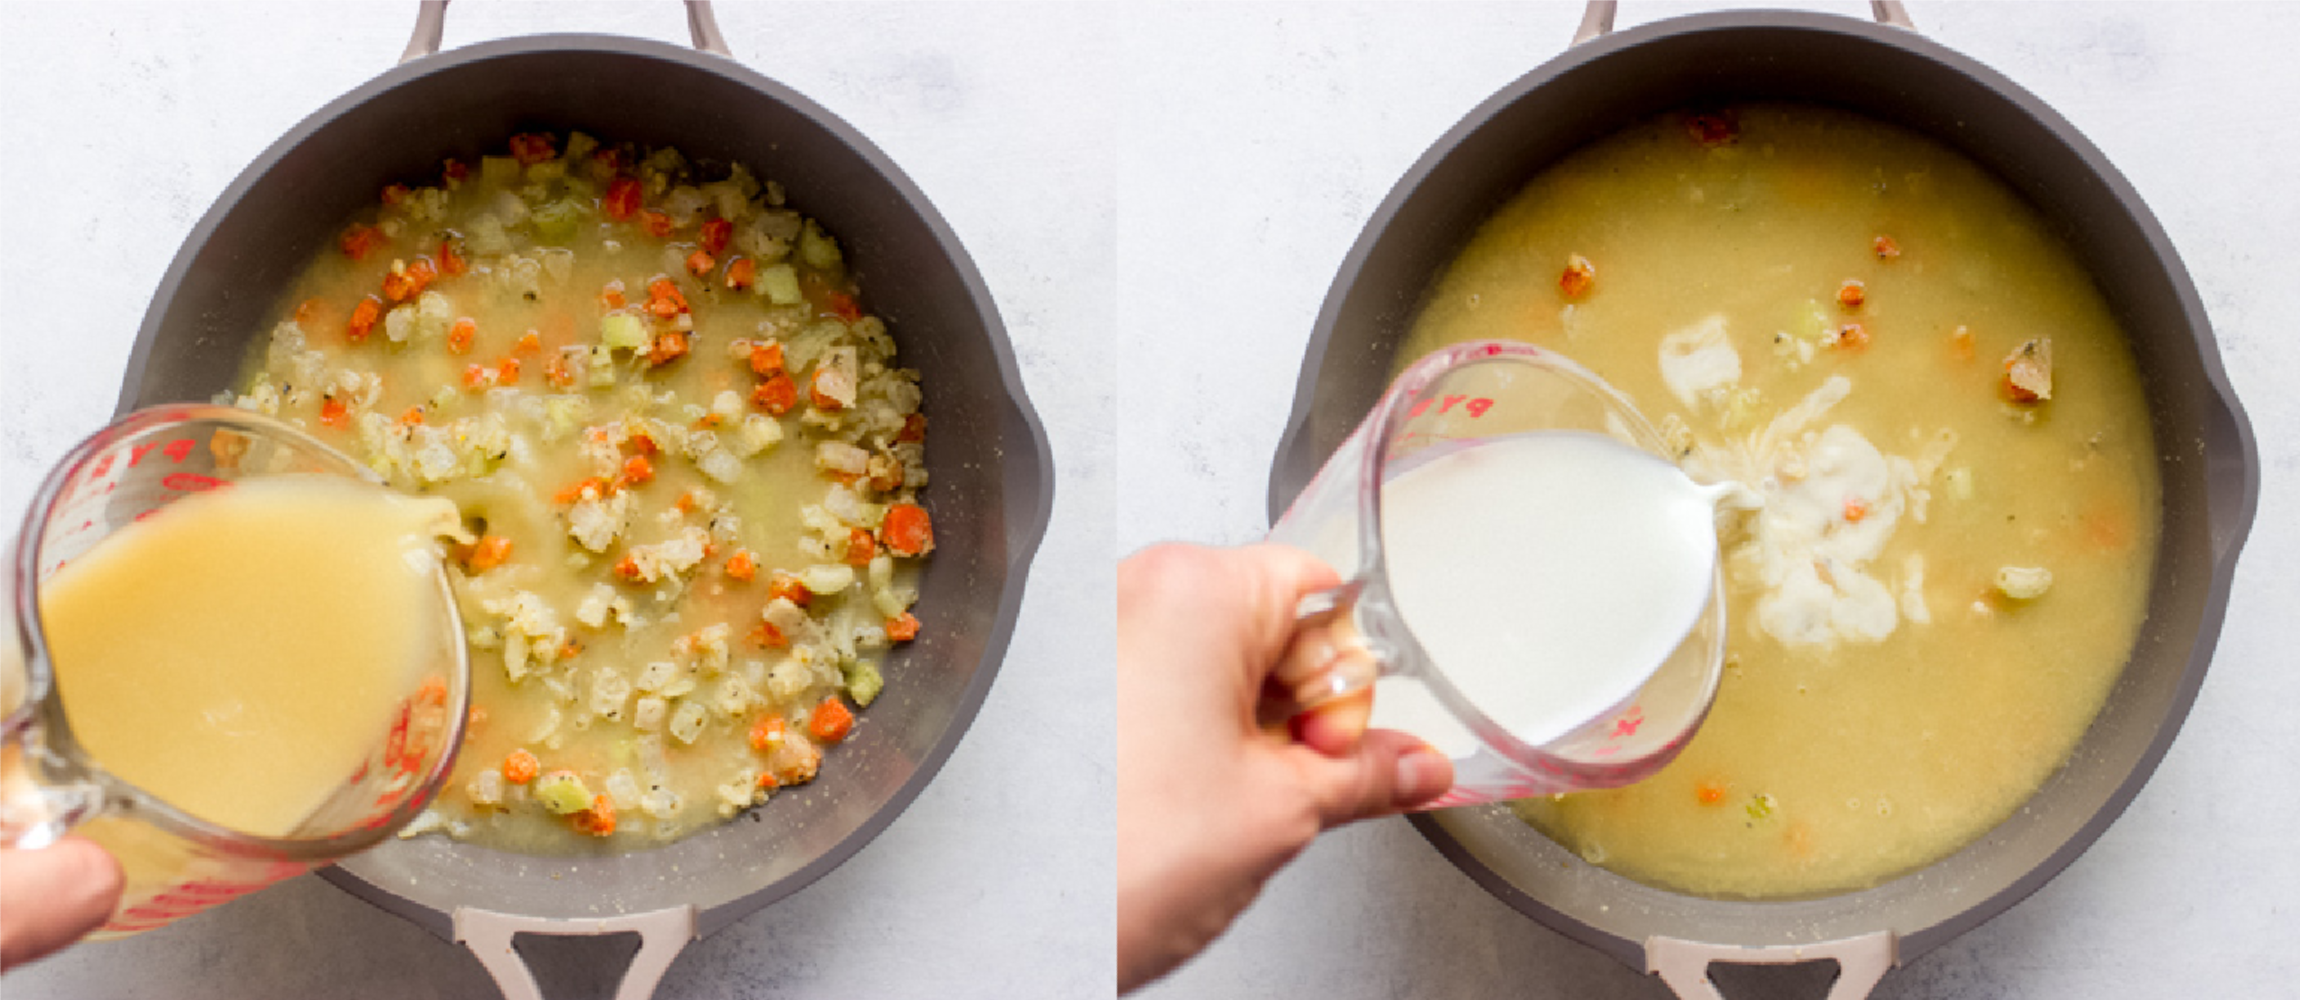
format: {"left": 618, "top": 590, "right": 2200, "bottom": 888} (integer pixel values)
{"left": 0, "top": 838, "right": 123, "bottom": 971}
{"left": 1116, "top": 542, "right": 1451, "bottom": 994}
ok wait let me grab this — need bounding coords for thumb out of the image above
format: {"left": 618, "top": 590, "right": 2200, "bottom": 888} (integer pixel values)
{"left": 0, "top": 838, "right": 124, "bottom": 971}
{"left": 1292, "top": 730, "right": 1454, "bottom": 831}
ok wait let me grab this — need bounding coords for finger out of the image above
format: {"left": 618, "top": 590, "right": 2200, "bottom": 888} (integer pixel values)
{"left": 1287, "top": 688, "right": 1372, "bottom": 755}
{"left": 1289, "top": 729, "right": 1455, "bottom": 831}
{"left": 0, "top": 838, "right": 124, "bottom": 970}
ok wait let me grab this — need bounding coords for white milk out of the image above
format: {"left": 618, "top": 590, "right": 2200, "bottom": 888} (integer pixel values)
{"left": 1369, "top": 431, "right": 1723, "bottom": 755}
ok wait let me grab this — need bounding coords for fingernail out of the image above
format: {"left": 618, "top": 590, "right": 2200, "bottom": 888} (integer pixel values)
{"left": 1394, "top": 747, "right": 1452, "bottom": 805}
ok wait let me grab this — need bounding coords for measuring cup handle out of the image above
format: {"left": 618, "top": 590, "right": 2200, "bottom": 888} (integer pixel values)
{"left": 1, "top": 741, "right": 108, "bottom": 849}
{"left": 1261, "top": 585, "right": 1384, "bottom": 727}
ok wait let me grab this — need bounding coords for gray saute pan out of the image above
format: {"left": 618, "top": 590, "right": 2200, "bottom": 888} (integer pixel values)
{"left": 1263, "top": 6, "right": 2259, "bottom": 997}
{"left": 115, "top": 5, "right": 1053, "bottom": 999}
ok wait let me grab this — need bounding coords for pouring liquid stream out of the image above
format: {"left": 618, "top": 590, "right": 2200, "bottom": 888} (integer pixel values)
{"left": 1365, "top": 430, "right": 1743, "bottom": 757}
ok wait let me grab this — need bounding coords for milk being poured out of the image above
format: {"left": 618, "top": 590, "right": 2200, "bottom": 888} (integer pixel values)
{"left": 1367, "top": 431, "right": 1725, "bottom": 755}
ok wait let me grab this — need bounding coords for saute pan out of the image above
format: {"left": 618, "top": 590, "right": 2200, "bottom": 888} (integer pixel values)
{"left": 115, "top": 5, "right": 1054, "bottom": 997}
{"left": 1264, "top": 5, "right": 2258, "bottom": 997}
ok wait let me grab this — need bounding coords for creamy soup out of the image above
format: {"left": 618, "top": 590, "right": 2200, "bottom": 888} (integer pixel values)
{"left": 230, "top": 132, "right": 934, "bottom": 850}
{"left": 1397, "top": 104, "right": 2159, "bottom": 898}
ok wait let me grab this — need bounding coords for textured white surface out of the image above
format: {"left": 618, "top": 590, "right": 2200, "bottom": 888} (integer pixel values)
{"left": 1115, "top": 2, "right": 2300, "bottom": 999}
{"left": 0, "top": 2, "right": 1110, "bottom": 998}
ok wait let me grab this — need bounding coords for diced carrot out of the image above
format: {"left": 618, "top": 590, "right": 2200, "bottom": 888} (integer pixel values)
{"left": 756, "top": 771, "right": 780, "bottom": 789}
{"left": 1559, "top": 254, "right": 1596, "bottom": 298}
{"left": 1685, "top": 109, "right": 1738, "bottom": 147}
{"left": 768, "top": 573, "right": 812, "bottom": 607}
{"left": 1838, "top": 279, "right": 1866, "bottom": 310}
{"left": 553, "top": 477, "right": 612, "bottom": 505}
{"left": 546, "top": 356, "right": 578, "bottom": 388}
{"left": 749, "top": 621, "right": 788, "bottom": 647}
{"left": 467, "top": 534, "right": 513, "bottom": 572}
{"left": 381, "top": 183, "right": 410, "bottom": 207}
{"left": 883, "top": 503, "right": 934, "bottom": 557}
{"left": 439, "top": 237, "right": 468, "bottom": 276}
{"left": 572, "top": 795, "right": 616, "bottom": 836}
{"left": 447, "top": 317, "right": 476, "bottom": 354}
{"left": 398, "top": 406, "right": 426, "bottom": 426}
{"left": 753, "top": 373, "right": 799, "bottom": 415}
{"left": 442, "top": 158, "right": 469, "bottom": 184}
{"left": 1874, "top": 235, "right": 1901, "bottom": 260}
{"left": 641, "top": 210, "right": 674, "bottom": 238}
{"left": 749, "top": 342, "right": 785, "bottom": 376}
{"left": 897, "top": 413, "right": 927, "bottom": 443}
{"left": 319, "top": 397, "right": 350, "bottom": 428}
{"left": 502, "top": 749, "right": 539, "bottom": 784}
{"left": 647, "top": 278, "right": 687, "bottom": 310}
{"left": 500, "top": 356, "right": 523, "bottom": 384}
{"left": 1842, "top": 498, "right": 1869, "bottom": 523}
{"left": 467, "top": 705, "right": 488, "bottom": 728}
{"left": 382, "top": 269, "right": 416, "bottom": 303}
{"left": 507, "top": 132, "right": 557, "bottom": 166}
{"left": 748, "top": 715, "right": 786, "bottom": 752}
{"left": 827, "top": 292, "right": 862, "bottom": 322}
{"left": 686, "top": 250, "right": 716, "bottom": 277}
{"left": 647, "top": 330, "right": 690, "bottom": 365}
{"left": 340, "top": 224, "right": 383, "bottom": 260}
{"left": 621, "top": 454, "right": 654, "bottom": 486}
{"left": 808, "top": 370, "right": 846, "bottom": 411}
{"left": 560, "top": 640, "right": 583, "bottom": 660}
{"left": 600, "top": 280, "right": 627, "bottom": 311}
{"left": 725, "top": 549, "right": 758, "bottom": 581}
{"left": 867, "top": 458, "right": 904, "bottom": 493}
{"left": 627, "top": 433, "right": 658, "bottom": 456}
{"left": 602, "top": 176, "right": 643, "bottom": 221}
{"left": 845, "top": 528, "right": 878, "bottom": 566}
{"left": 1695, "top": 780, "right": 1728, "bottom": 805}
{"left": 613, "top": 554, "right": 643, "bottom": 582}
{"left": 1949, "top": 325, "right": 1975, "bottom": 362}
{"left": 1835, "top": 323, "right": 1871, "bottom": 351}
{"left": 809, "top": 698, "right": 855, "bottom": 744}
{"left": 886, "top": 612, "right": 920, "bottom": 642}
{"left": 348, "top": 295, "right": 383, "bottom": 342}
{"left": 462, "top": 364, "right": 491, "bottom": 390}
{"left": 673, "top": 492, "right": 698, "bottom": 514}
{"left": 725, "top": 257, "right": 757, "bottom": 291}
{"left": 514, "top": 330, "right": 543, "bottom": 354}
{"left": 699, "top": 217, "right": 732, "bottom": 256}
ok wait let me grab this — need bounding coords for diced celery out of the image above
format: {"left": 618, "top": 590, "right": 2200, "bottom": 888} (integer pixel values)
{"left": 533, "top": 772, "right": 593, "bottom": 814}
{"left": 798, "top": 219, "right": 842, "bottom": 270}
{"left": 588, "top": 345, "right": 618, "bottom": 387}
{"left": 601, "top": 313, "right": 649, "bottom": 350}
{"left": 845, "top": 660, "right": 884, "bottom": 707}
{"left": 758, "top": 263, "right": 802, "bottom": 305}
{"left": 531, "top": 199, "right": 584, "bottom": 242}
{"left": 481, "top": 156, "right": 521, "bottom": 187}
{"left": 564, "top": 131, "right": 599, "bottom": 163}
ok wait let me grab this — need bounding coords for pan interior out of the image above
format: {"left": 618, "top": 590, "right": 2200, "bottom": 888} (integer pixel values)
{"left": 1280, "top": 13, "right": 2250, "bottom": 964}
{"left": 123, "top": 36, "right": 1045, "bottom": 932}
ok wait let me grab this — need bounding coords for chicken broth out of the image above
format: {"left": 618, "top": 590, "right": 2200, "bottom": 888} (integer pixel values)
{"left": 230, "top": 132, "right": 934, "bottom": 851}
{"left": 1397, "top": 104, "right": 2159, "bottom": 898}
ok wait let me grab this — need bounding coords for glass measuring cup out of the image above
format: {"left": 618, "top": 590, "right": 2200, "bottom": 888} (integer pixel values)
{"left": 1, "top": 405, "right": 469, "bottom": 937}
{"left": 1268, "top": 341, "right": 1727, "bottom": 809}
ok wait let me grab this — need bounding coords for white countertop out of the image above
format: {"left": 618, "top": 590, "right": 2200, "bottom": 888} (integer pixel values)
{"left": 4, "top": 3, "right": 2296, "bottom": 998}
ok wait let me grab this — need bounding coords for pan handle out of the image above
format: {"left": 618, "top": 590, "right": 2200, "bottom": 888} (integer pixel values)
{"left": 1646, "top": 932, "right": 1896, "bottom": 1000}
{"left": 398, "top": 0, "right": 733, "bottom": 64}
{"left": 454, "top": 906, "right": 698, "bottom": 1000}
{"left": 1573, "top": 1, "right": 1915, "bottom": 45}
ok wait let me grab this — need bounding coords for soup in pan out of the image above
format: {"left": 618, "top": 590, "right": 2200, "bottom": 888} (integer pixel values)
{"left": 1398, "top": 104, "right": 2159, "bottom": 898}
{"left": 227, "top": 131, "right": 934, "bottom": 851}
